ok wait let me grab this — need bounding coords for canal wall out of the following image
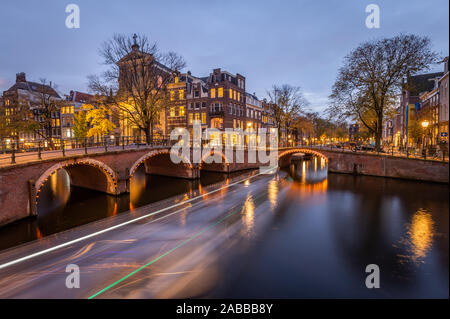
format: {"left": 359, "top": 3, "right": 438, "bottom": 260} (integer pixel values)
{"left": 324, "top": 151, "right": 449, "bottom": 184}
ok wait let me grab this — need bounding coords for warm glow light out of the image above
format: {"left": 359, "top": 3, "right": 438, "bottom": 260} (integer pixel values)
{"left": 407, "top": 209, "right": 434, "bottom": 262}
{"left": 241, "top": 195, "right": 255, "bottom": 237}
{"left": 268, "top": 180, "right": 278, "bottom": 210}
{"left": 421, "top": 120, "right": 429, "bottom": 128}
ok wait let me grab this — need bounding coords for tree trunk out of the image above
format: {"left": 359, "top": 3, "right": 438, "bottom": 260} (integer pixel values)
{"left": 145, "top": 126, "right": 151, "bottom": 145}
{"left": 375, "top": 116, "right": 383, "bottom": 152}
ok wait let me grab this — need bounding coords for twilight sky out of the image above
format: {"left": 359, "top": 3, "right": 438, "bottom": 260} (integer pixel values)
{"left": 0, "top": 0, "right": 448, "bottom": 113}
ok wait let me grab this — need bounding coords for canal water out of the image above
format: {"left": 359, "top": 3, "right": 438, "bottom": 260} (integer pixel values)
{"left": 0, "top": 167, "right": 246, "bottom": 252}
{"left": 0, "top": 157, "right": 448, "bottom": 298}
{"left": 207, "top": 158, "right": 449, "bottom": 298}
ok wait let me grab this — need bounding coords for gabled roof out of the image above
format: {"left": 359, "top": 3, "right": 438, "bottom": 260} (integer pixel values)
{"left": 406, "top": 72, "right": 444, "bottom": 96}
{"left": 5, "top": 81, "right": 61, "bottom": 99}
{"left": 67, "top": 90, "right": 94, "bottom": 103}
{"left": 246, "top": 92, "right": 259, "bottom": 100}
{"left": 118, "top": 50, "right": 173, "bottom": 74}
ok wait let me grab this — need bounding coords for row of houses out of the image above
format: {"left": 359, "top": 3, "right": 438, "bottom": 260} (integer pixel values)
{"left": 1, "top": 45, "right": 280, "bottom": 146}
{"left": 383, "top": 56, "right": 449, "bottom": 152}
{"left": 0, "top": 37, "right": 288, "bottom": 148}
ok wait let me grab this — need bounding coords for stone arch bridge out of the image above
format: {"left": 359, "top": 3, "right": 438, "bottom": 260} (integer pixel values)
{"left": 0, "top": 146, "right": 447, "bottom": 226}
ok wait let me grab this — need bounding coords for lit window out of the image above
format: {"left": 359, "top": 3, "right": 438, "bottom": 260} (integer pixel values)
{"left": 202, "top": 112, "right": 206, "bottom": 124}
{"left": 170, "top": 107, "right": 175, "bottom": 117}
{"left": 195, "top": 113, "right": 200, "bottom": 124}
{"left": 234, "top": 90, "right": 236, "bottom": 100}
{"left": 237, "top": 92, "right": 240, "bottom": 101}
{"left": 179, "top": 89, "right": 184, "bottom": 100}
{"left": 189, "top": 113, "right": 193, "bottom": 124}
{"left": 179, "top": 106, "right": 185, "bottom": 116}
{"left": 174, "top": 76, "right": 179, "bottom": 83}
{"left": 170, "top": 91, "right": 175, "bottom": 101}
{"left": 218, "top": 87, "right": 223, "bottom": 97}
{"left": 229, "top": 89, "right": 233, "bottom": 99}
{"left": 211, "top": 88, "right": 216, "bottom": 99}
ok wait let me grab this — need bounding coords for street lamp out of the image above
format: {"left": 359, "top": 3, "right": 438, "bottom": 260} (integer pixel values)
{"left": 421, "top": 120, "right": 430, "bottom": 159}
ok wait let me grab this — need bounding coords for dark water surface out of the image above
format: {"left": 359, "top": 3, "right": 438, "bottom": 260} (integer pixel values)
{"left": 207, "top": 158, "right": 449, "bottom": 298}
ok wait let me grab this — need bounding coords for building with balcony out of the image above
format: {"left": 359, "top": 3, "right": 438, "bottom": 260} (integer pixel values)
{"left": 205, "top": 68, "right": 246, "bottom": 131}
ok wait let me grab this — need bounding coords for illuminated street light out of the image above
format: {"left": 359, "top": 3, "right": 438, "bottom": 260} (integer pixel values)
{"left": 421, "top": 120, "right": 429, "bottom": 159}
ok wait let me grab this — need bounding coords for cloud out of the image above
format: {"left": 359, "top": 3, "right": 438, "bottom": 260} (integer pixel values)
{"left": 304, "top": 91, "right": 330, "bottom": 113}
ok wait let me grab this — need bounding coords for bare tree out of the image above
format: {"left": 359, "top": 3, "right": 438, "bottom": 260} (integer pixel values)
{"left": 328, "top": 34, "right": 439, "bottom": 151}
{"left": 22, "top": 79, "right": 64, "bottom": 147}
{"left": 267, "top": 84, "right": 309, "bottom": 145}
{"left": 88, "top": 33, "right": 186, "bottom": 143}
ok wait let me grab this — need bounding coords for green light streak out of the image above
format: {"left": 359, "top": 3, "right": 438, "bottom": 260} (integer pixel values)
{"left": 88, "top": 207, "right": 241, "bottom": 299}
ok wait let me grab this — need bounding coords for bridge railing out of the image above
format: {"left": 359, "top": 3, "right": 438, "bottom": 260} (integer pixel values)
{"left": 0, "top": 135, "right": 278, "bottom": 166}
{"left": 307, "top": 144, "right": 449, "bottom": 163}
{"left": 0, "top": 136, "right": 172, "bottom": 165}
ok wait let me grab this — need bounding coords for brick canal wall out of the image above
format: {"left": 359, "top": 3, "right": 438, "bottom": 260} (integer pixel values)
{"left": 320, "top": 150, "right": 449, "bottom": 184}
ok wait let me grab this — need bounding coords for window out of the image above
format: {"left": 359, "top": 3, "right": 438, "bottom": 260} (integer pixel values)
{"left": 189, "top": 113, "right": 193, "bottom": 125}
{"left": 218, "top": 87, "right": 223, "bottom": 97}
{"left": 195, "top": 113, "right": 200, "bottom": 124}
{"left": 211, "top": 88, "right": 216, "bottom": 98}
{"left": 179, "top": 89, "right": 184, "bottom": 100}
{"left": 202, "top": 112, "right": 206, "bottom": 124}
{"left": 202, "top": 102, "right": 206, "bottom": 108}
{"left": 229, "top": 89, "right": 233, "bottom": 99}
{"left": 174, "top": 76, "right": 179, "bottom": 83}
{"left": 195, "top": 102, "right": 200, "bottom": 109}
{"left": 195, "top": 91, "right": 199, "bottom": 97}
{"left": 237, "top": 92, "right": 240, "bottom": 102}
{"left": 179, "top": 106, "right": 185, "bottom": 116}
{"left": 233, "top": 90, "right": 236, "bottom": 100}
{"left": 229, "top": 104, "right": 233, "bottom": 114}
{"left": 170, "top": 91, "right": 175, "bottom": 101}
{"left": 170, "top": 107, "right": 175, "bottom": 117}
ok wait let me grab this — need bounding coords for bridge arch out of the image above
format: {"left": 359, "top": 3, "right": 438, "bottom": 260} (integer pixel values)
{"left": 199, "top": 150, "right": 230, "bottom": 172}
{"left": 35, "top": 158, "right": 119, "bottom": 201}
{"left": 129, "top": 149, "right": 193, "bottom": 179}
{"left": 278, "top": 148, "right": 328, "bottom": 166}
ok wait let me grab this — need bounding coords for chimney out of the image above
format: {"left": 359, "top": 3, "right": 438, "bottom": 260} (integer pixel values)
{"left": 16, "top": 72, "right": 26, "bottom": 83}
